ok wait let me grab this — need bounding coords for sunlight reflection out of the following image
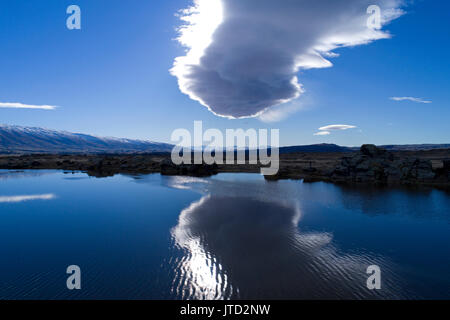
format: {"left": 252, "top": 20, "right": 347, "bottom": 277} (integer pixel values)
{"left": 172, "top": 196, "right": 229, "bottom": 299}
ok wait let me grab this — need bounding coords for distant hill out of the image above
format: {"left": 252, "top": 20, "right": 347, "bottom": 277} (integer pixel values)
{"left": 0, "top": 125, "right": 173, "bottom": 154}
{"left": 278, "top": 143, "right": 450, "bottom": 153}
{"left": 279, "top": 144, "right": 353, "bottom": 153}
{"left": 379, "top": 144, "right": 450, "bottom": 151}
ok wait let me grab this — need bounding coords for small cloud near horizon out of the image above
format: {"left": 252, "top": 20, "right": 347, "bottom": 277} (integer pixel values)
{"left": 314, "top": 131, "right": 331, "bottom": 136}
{"left": 0, "top": 102, "right": 58, "bottom": 110}
{"left": 314, "top": 124, "right": 356, "bottom": 136}
{"left": 390, "top": 97, "right": 431, "bottom": 104}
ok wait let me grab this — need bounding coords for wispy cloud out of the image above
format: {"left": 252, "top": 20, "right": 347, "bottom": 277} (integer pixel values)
{"left": 0, "top": 102, "right": 58, "bottom": 110}
{"left": 314, "top": 124, "right": 356, "bottom": 136}
{"left": 0, "top": 194, "right": 56, "bottom": 203}
{"left": 259, "top": 100, "right": 304, "bottom": 123}
{"left": 390, "top": 97, "right": 431, "bottom": 104}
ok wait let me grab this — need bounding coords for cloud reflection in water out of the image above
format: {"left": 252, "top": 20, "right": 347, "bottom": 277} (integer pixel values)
{"left": 0, "top": 194, "right": 56, "bottom": 203}
{"left": 166, "top": 176, "right": 406, "bottom": 299}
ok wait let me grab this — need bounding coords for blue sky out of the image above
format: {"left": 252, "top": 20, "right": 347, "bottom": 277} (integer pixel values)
{"left": 0, "top": 0, "right": 449, "bottom": 146}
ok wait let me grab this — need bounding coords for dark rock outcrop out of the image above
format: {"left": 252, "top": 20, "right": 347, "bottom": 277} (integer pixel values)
{"left": 160, "top": 159, "right": 218, "bottom": 177}
{"left": 331, "top": 145, "right": 447, "bottom": 186}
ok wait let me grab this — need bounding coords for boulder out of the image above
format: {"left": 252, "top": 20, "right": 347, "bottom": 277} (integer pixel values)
{"left": 360, "top": 144, "right": 386, "bottom": 157}
{"left": 444, "top": 159, "right": 450, "bottom": 170}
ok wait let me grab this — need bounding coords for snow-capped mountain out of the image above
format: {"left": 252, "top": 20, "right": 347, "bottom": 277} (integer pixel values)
{"left": 0, "top": 125, "right": 173, "bottom": 154}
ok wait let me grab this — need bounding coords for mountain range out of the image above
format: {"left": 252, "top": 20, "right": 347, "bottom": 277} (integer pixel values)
{"left": 0, "top": 125, "right": 448, "bottom": 155}
{"left": 0, "top": 125, "right": 173, "bottom": 154}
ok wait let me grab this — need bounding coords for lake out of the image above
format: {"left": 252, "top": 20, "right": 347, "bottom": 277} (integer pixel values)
{"left": 0, "top": 170, "right": 449, "bottom": 299}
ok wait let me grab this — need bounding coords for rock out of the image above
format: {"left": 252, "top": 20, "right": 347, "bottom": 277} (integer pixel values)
{"left": 333, "top": 165, "right": 348, "bottom": 176}
{"left": 443, "top": 159, "right": 450, "bottom": 170}
{"left": 87, "top": 159, "right": 103, "bottom": 171}
{"left": 356, "top": 161, "right": 370, "bottom": 171}
{"left": 416, "top": 169, "right": 435, "bottom": 180}
{"left": 360, "top": 144, "right": 386, "bottom": 157}
{"left": 431, "top": 160, "right": 444, "bottom": 170}
{"left": 160, "top": 158, "right": 218, "bottom": 177}
{"left": 410, "top": 160, "right": 435, "bottom": 181}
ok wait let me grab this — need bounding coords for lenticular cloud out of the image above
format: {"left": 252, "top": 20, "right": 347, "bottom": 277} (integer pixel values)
{"left": 171, "top": 0, "right": 404, "bottom": 118}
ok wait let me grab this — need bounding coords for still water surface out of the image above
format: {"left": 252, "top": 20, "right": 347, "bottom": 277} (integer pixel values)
{"left": 0, "top": 170, "right": 449, "bottom": 299}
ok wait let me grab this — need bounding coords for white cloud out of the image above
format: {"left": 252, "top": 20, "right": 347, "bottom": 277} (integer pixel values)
{"left": 0, "top": 102, "right": 58, "bottom": 110}
{"left": 314, "top": 131, "right": 331, "bottom": 136}
{"left": 390, "top": 97, "right": 431, "bottom": 104}
{"left": 315, "top": 124, "right": 356, "bottom": 136}
{"left": 172, "top": 0, "right": 405, "bottom": 118}
{"left": 0, "top": 194, "right": 56, "bottom": 203}
{"left": 319, "top": 124, "right": 357, "bottom": 131}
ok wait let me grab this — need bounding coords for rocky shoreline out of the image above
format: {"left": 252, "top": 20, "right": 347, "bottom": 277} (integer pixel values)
{"left": 0, "top": 145, "right": 449, "bottom": 188}
{"left": 269, "top": 145, "right": 450, "bottom": 188}
{"left": 332, "top": 145, "right": 449, "bottom": 186}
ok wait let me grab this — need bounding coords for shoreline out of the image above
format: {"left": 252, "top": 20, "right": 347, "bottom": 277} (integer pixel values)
{"left": 1, "top": 145, "right": 449, "bottom": 189}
